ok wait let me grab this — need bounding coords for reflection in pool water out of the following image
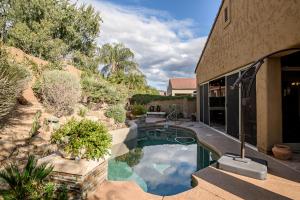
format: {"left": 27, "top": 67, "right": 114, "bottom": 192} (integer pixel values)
{"left": 108, "top": 127, "right": 218, "bottom": 196}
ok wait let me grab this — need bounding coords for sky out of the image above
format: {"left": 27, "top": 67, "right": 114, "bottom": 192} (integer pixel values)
{"left": 76, "top": 0, "right": 221, "bottom": 90}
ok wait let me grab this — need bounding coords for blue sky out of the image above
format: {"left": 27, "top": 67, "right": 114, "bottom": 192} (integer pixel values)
{"left": 76, "top": 0, "right": 221, "bottom": 90}
{"left": 102, "top": 0, "right": 221, "bottom": 37}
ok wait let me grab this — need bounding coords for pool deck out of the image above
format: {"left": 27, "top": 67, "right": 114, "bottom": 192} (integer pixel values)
{"left": 88, "top": 121, "right": 300, "bottom": 200}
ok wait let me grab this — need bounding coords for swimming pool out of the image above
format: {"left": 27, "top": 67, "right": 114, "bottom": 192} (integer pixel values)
{"left": 108, "top": 127, "right": 218, "bottom": 196}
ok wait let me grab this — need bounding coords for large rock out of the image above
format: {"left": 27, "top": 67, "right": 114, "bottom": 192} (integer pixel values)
{"left": 46, "top": 116, "right": 59, "bottom": 123}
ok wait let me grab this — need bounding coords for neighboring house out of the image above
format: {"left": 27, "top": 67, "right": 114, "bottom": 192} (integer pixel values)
{"left": 159, "top": 90, "right": 166, "bottom": 96}
{"left": 195, "top": 0, "right": 300, "bottom": 153}
{"left": 167, "top": 78, "right": 196, "bottom": 96}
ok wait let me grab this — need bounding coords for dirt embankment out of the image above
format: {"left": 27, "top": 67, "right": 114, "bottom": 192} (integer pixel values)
{"left": 0, "top": 46, "right": 121, "bottom": 167}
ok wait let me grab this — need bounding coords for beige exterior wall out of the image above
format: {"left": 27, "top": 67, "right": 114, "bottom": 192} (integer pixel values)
{"left": 195, "top": 0, "right": 300, "bottom": 152}
{"left": 196, "top": 0, "right": 300, "bottom": 84}
{"left": 256, "top": 58, "right": 282, "bottom": 153}
{"left": 171, "top": 89, "right": 196, "bottom": 96}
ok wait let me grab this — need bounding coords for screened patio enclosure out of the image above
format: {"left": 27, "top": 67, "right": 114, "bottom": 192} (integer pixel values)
{"left": 199, "top": 69, "right": 257, "bottom": 146}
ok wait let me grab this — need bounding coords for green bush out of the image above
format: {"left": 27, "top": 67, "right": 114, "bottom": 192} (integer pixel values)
{"left": 78, "top": 106, "right": 88, "bottom": 117}
{"left": 0, "top": 45, "right": 30, "bottom": 121}
{"left": 41, "top": 70, "right": 81, "bottom": 116}
{"left": 81, "top": 73, "right": 128, "bottom": 105}
{"left": 105, "top": 104, "right": 126, "bottom": 123}
{"left": 32, "top": 79, "right": 42, "bottom": 99}
{"left": 131, "top": 104, "right": 147, "bottom": 116}
{"left": 27, "top": 58, "right": 63, "bottom": 78}
{"left": 51, "top": 118, "right": 112, "bottom": 159}
{"left": 0, "top": 155, "right": 67, "bottom": 200}
{"left": 131, "top": 94, "right": 195, "bottom": 105}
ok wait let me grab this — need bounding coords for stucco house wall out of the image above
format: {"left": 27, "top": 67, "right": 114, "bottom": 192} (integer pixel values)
{"left": 196, "top": 0, "right": 300, "bottom": 84}
{"left": 195, "top": 0, "right": 300, "bottom": 153}
{"left": 171, "top": 89, "right": 196, "bottom": 96}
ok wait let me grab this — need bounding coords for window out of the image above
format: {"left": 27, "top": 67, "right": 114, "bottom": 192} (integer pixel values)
{"left": 223, "top": 1, "right": 231, "bottom": 28}
{"left": 224, "top": 7, "right": 228, "bottom": 22}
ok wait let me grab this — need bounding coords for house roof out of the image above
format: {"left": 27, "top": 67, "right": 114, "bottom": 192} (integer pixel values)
{"left": 169, "top": 78, "right": 196, "bottom": 90}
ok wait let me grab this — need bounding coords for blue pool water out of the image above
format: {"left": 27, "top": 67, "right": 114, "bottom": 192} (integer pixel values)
{"left": 108, "top": 127, "right": 218, "bottom": 196}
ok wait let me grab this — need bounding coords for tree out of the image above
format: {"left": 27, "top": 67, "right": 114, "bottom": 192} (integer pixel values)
{"left": 0, "top": 0, "right": 11, "bottom": 41}
{"left": 1, "top": 0, "right": 102, "bottom": 65}
{"left": 124, "top": 73, "right": 147, "bottom": 90}
{"left": 108, "top": 71, "right": 159, "bottom": 96}
{"left": 100, "top": 43, "right": 139, "bottom": 76}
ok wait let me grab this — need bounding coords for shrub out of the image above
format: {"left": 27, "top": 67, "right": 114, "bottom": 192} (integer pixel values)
{"left": 27, "top": 58, "right": 63, "bottom": 78}
{"left": 41, "top": 70, "right": 81, "bottom": 116}
{"left": 131, "top": 94, "right": 196, "bottom": 105}
{"left": 32, "top": 79, "right": 42, "bottom": 99}
{"left": 51, "top": 118, "right": 112, "bottom": 159}
{"left": 81, "top": 73, "right": 128, "bottom": 105}
{"left": 105, "top": 104, "right": 126, "bottom": 123}
{"left": 0, "top": 45, "right": 30, "bottom": 121}
{"left": 78, "top": 106, "right": 88, "bottom": 117}
{"left": 29, "top": 110, "right": 42, "bottom": 137}
{"left": 131, "top": 104, "right": 147, "bottom": 116}
{"left": 0, "top": 155, "right": 67, "bottom": 200}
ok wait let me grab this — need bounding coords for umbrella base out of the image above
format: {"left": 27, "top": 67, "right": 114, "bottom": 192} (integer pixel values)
{"left": 217, "top": 154, "right": 267, "bottom": 180}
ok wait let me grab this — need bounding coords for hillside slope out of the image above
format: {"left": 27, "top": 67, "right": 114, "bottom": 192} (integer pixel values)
{"left": 0, "top": 46, "right": 118, "bottom": 166}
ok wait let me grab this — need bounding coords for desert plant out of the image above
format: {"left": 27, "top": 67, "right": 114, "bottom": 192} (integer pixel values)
{"left": 32, "top": 79, "right": 42, "bottom": 99}
{"left": 81, "top": 73, "right": 128, "bottom": 105}
{"left": 41, "top": 70, "right": 81, "bottom": 116}
{"left": 29, "top": 110, "right": 42, "bottom": 137}
{"left": 0, "top": 155, "right": 57, "bottom": 200}
{"left": 28, "top": 58, "right": 63, "bottom": 78}
{"left": 131, "top": 104, "right": 147, "bottom": 116}
{"left": 0, "top": 45, "right": 30, "bottom": 121}
{"left": 105, "top": 104, "right": 126, "bottom": 123}
{"left": 51, "top": 118, "right": 112, "bottom": 159}
{"left": 78, "top": 106, "right": 87, "bottom": 117}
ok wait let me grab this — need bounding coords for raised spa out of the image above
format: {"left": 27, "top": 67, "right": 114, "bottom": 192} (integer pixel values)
{"left": 108, "top": 127, "right": 218, "bottom": 196}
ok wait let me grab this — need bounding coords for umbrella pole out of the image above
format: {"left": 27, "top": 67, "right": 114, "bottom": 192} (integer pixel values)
{"left": 240, "top": 96, "right": 247, "bottom": 159}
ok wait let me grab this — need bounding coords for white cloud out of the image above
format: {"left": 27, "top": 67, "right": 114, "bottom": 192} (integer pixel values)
{"left": 76, "top": 0, "right": 207, "bottom": 90}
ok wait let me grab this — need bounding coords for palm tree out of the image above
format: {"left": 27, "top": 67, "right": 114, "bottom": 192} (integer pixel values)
{"left": 124, "top": 74, "right": 146, "bottom": 90}
{"left": 0, "top": 155, "right": 55, "bottom": 199}
{"left": 99, "top": 43, "right": 140, "bottom": 76}
{"left": 108, "top": 71, "right": 146, "bottom": 90}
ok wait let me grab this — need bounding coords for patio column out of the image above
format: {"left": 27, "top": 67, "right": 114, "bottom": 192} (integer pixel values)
{"left": 256, "top": 57, "right": 282, "bottom": 153}
{"left": 196, "top": 85, "right": 201, "bottom": 121}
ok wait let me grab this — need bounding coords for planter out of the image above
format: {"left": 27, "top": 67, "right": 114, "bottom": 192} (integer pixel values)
{"left": 38, "top": 154, "right": 108, "bottom": 199}
{"left": 272, "top": 144, "right": 292, "bottom": 160}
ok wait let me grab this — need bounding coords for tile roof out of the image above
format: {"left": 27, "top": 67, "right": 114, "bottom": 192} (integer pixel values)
{"left": 169, "top": 78, "right": 196, "bottom": 89}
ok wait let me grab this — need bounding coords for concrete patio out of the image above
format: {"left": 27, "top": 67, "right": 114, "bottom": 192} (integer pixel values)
{"left": 88, "top": 122, "right": 300, "bottom": 200}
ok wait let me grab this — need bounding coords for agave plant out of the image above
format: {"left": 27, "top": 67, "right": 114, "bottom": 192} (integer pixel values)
{"left": 0, "top": 155, "right": 55, "bottom": 200}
